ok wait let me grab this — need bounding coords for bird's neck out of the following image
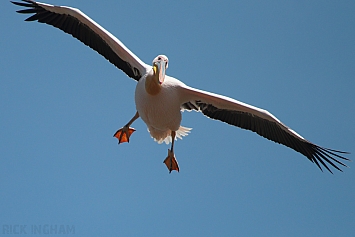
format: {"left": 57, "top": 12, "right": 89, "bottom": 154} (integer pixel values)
{"left": 145, "top": 72, "right": 161, "bottom": 95}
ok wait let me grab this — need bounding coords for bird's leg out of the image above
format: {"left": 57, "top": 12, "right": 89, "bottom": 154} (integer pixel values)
{"left": 113, "top": 111, "right": 139, "bottom": 144}
{"left": 163, "top": 131, "right": 180, "bottom": 173}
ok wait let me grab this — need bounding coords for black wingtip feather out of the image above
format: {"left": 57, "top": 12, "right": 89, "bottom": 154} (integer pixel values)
{"left": 312, "top": 156, "right": 324, "bottom": 173}
{"left": 11, "top": 1, "right": 32, "bottom": 7}
{"left": 24, "top": 14, "right": 40, "bottom": 21}
{"left": 16, "top": 8, "right": 37, "bottom": 14}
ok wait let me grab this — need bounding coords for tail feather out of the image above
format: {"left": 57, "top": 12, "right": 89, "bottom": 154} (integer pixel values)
{"left": 149, "top": 126, "right": 192, "bottom": 144}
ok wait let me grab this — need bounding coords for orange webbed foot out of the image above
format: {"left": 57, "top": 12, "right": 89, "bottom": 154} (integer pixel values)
{"left": 163, "top": 149, "right": 180, "bottom": 173}
{"left": 113, "top": 127, "right": 136, "bottom": 144}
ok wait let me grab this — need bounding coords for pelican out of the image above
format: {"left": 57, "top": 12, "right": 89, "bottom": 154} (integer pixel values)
{"left": 12, "top": 0, "right": 350, "bottom": 173}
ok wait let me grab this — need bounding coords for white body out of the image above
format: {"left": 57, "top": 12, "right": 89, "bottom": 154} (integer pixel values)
{"left": 135, "top": 75, "right": 190, "bottom": 144}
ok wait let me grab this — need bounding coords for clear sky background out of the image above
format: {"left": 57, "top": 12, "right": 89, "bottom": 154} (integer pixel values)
{"left": 1, "top": 0, "right": 355, "bottom": 236}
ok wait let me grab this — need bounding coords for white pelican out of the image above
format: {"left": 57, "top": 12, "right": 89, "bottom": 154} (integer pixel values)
{"left": 12, "top": 0, "right": 350, "bottom": 173}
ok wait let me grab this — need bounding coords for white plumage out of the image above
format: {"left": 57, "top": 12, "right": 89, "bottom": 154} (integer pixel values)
{"left": 136, "top": 72, "right": 192, "bottom": 144}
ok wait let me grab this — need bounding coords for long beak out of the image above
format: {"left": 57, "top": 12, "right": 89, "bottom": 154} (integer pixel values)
{"left": 154, "top": 61, "right": 167, "bottom": 84}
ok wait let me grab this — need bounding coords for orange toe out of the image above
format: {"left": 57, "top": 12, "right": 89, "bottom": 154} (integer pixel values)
{"left": 113, "top": 127, "right": 136, "bottom": 143}
{"left": 163, "top": 149, "right": 180, "bottom": 173}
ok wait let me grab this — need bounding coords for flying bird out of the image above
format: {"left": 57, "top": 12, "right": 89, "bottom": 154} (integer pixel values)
{"left": 12, "top": 0, "right": 350, "bottom": 173}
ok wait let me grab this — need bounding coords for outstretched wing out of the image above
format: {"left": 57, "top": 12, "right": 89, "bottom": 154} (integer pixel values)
{"left": 12, "top": 0, "right": 150, "bottom": 81}
{"left": 181, "top": 86, "right": 350, "bottom": 173}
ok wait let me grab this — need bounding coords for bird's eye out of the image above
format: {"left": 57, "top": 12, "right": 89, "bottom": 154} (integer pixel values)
{"left": 158, "top": 57, "right": 161, "bottom": 60}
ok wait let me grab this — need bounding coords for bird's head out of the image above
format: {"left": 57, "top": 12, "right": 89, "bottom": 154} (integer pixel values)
{"left": 152, "top": 55, "right": 169, "bottom": 84}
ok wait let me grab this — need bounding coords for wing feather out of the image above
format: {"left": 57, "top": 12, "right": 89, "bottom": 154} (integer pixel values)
{"left": 181, "top": 85, "right": 350, "bottom": 173}
{"left": 12, "top": 0, "right": 150, "bottom": 81}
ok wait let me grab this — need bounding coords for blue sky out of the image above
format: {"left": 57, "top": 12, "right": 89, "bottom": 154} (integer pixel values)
{"left": 1, "top": 0, "right": 355, "bottom": 236}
